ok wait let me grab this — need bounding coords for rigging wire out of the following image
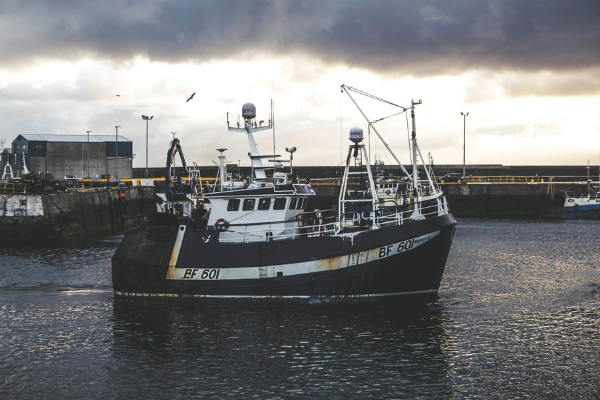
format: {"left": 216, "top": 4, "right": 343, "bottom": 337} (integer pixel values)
{"left": 405, "top": 112, "right": 412, "bottom": 166}
{"left": 372, "top": 130, "right": 393, "bottom": 166}
{"left": 369, "top": 120, "right": 396, "bottom": 167}
{"left": 371, "top": 110, "right": 405, "bottom": 124}
{"left": 343, "top": 85, "right": 407, "bottom": 110}
{"left": 340, "top": 89, "right": 343, "bottom": 164}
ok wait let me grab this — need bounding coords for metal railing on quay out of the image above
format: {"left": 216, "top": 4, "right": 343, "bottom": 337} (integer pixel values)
{"left": 0, "top": 182, "right": 26, "bottom": 194}
{"left": 440, "top": 176, "right": 599, "bottom": 185}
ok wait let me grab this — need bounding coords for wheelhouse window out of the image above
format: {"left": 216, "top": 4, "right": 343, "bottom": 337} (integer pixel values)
{"left": 227, "top": 199, "right": 240, "bottom": 211}
{"left": 273, "top": 198, "right": 287, "bottom": 210}
{"left": 296, "top": 198, "right": 305, "bottom": 209}
{"left": 258, "top": 198, "right": 271, "bottom": 210}
{"left": 289, "top": 198, "right": 297, "bottom": 210}
{"left": 243, "top": 198, "right": 256, "bottom": 211}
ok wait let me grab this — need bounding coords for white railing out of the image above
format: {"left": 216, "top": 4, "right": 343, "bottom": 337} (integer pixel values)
{"left": 216, "top": 199, "right": 449, "bottom": 243}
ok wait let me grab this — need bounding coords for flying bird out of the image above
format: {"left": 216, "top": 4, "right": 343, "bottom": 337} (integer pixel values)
{"left": 186, "top": 92, "right": 196, "bottom": 102}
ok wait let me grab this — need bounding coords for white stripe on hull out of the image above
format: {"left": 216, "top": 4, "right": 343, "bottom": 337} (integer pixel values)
{"left": 165, "top": 230, "right": 440, "bottom": 281}
{"left": 114, "top": 289, "right": 438, "bottom": 300}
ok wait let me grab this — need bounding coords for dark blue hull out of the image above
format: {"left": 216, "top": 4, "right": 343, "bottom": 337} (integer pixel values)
{"left": 551, "top": 204, "right": 600, "bottom": 219}
{"left": 112, "top": 213, "right": 457, "bottom": 303}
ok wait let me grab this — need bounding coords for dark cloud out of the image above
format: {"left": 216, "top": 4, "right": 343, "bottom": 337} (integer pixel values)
{"left": 500, "top": 69, "right": 600, "bottom": 97}
{"left": 2, "top": 0, "right": 600, "bottom": 77}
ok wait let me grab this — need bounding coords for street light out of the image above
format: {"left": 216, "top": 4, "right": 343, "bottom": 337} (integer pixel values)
{"left": 87, "top": 130, "right": 91, "bottom": 180}
{"left": 142, "top": 115, "right": 153, "bottom": 178}
{"left": 115, "top": 126, "right": 120, "bottom": 182}
{"left": 461, "top": 112, "right": 469, "bottom": 179}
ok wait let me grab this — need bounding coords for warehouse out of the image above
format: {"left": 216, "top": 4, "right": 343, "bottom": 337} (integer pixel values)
{"left": 11, "top": 134, "right": 133, "bottom": 180}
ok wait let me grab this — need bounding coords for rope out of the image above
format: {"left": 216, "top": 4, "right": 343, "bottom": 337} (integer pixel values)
{"left": 227, "top": 209, "right": 257, "bottom": 223}
{"left": 127, "top": 217, "right": 148, "bottom": 231}
{"left": 47, "top": 193, "right": 68, "bottom": 214}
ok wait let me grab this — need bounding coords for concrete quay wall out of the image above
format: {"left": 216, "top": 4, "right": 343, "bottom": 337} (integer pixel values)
{"left": 0, "top": 186, "right": 155, "bottom": 246}
{"left": 308, "top": 182, "right": 591, "bottom": 219}
{"left": 441, "top": 183, "right": 574, "bottom": 219}
{"left": 134, "top": 164, "right": 600, "bottom": 182}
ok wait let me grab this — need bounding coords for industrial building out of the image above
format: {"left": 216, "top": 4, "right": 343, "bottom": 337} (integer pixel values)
{"left": 1, "top": 147, "right": 11, "bottom": 168}
{"left": 11, "top": 134, "right": 133, "bottom": 180}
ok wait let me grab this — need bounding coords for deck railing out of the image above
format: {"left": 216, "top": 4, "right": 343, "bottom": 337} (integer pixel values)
{"left": 217, "top": 198, "right": 448, "bottom": 243}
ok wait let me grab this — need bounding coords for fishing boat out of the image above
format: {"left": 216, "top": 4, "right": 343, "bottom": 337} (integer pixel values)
{"left": 111, "top": 88, "right": 457, "bottom": 303}
{"left": 554, "top": 192, "right": 600, "bottom": 218}
{"left": 548, "top": 163, "right": 600, "bottom": 219}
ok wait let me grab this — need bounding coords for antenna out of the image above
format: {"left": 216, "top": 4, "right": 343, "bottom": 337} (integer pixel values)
{"left": 272, "top": 99, "right": 275, "bottom": 166}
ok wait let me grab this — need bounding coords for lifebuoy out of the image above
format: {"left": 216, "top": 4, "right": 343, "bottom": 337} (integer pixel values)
{"left": 214, "top": 218, "right": 229, "bottom": 231}
{"left": 385, "top": 190, "right": 391, "bottom": 195}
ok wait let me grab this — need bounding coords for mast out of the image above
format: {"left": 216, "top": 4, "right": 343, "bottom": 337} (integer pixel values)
{"left": 338, "top": 127, "right": 379, "bottom": 228}
{"left": 408, "top": 99, "right": 438, "bottom": 197}
{"left": 341, "top": 85, "right": 412, "bottom": 182}
{"left": 227, "top": 102, "right": 278, "bottom": 183}
{"left": 410, "top": 100, "right": 419, "bottom": 188}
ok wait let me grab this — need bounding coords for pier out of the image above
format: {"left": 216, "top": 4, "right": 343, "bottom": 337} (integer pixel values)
{"left": 130, "top": 164, "right": 598, "bottom": 219}
{"left": 0, "top": 186, "right": 155, "bottom": 246}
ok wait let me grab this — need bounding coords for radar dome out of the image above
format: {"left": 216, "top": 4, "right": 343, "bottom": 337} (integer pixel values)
{"left": 242, "top": 103, "right": 256, "bottom": 120}
{"left": 349, "top": 127, "right": 363, "bottom": 143}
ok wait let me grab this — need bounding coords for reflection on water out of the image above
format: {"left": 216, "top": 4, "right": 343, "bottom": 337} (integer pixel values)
{"left": 109, "top": 301, "right": 452, "bottom": 399}
{"left": 1, "top": 221, "right": 600, "bottom": 399}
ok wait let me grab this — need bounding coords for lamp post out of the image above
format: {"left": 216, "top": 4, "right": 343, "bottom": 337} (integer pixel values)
{"left": 115, "top": 126, "right": 120, "bottom": 182}
{"left": 142, "top": 115, "right": 153, "bottom": 178}
{"left": 87, "top": 130, "right": 91, "bottom": 180}
{"left": 461, "top": 112, "right": 469, "bottom": 178}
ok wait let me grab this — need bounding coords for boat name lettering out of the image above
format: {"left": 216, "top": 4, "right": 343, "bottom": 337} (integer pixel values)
{"left": 378, "top": 245, "right": 394, "bottom": 258}
{"left": 183, "top": 268, "right": 221, "bottom": 280}
{"left": 397, "top": 238, "right": 415, "bottom": 252}
{"left": 377, "top": 232, "right": 439, "bottom": 259}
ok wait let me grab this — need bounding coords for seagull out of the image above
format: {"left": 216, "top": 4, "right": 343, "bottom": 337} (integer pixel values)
{"left": 186, "top": 92, "right": 196, "bottom": 102}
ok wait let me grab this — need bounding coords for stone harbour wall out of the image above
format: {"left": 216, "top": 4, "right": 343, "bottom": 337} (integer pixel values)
{"left": 0, "top": 186, "right": 155, "bottom": 246}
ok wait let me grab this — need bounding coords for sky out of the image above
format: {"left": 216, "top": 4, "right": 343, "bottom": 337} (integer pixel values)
{"left": 1, "top": 0, "right": 600, "bottom": 169}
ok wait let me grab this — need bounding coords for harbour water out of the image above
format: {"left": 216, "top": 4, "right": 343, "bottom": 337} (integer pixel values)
{"left": 1, "top": 220, "right": 599, "bottom": 399}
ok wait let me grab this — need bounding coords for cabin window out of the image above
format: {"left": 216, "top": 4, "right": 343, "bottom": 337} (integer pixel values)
{"left": 258, "top": 198, "right": 271, "bottom": 211}
{"left": 289, "top": 198, "right": 297, "bottom": 209}
{"left": 297, "top": 198, "right": 305, "bottom": 210}
{"left": 227, "top": 199, "right": 240, "bottom": 211}
{"left": 242, "top": 198, "right": 256, "bottom": 211}
{"left": 273, "top": 198, "right": 287, "bottom": 210}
